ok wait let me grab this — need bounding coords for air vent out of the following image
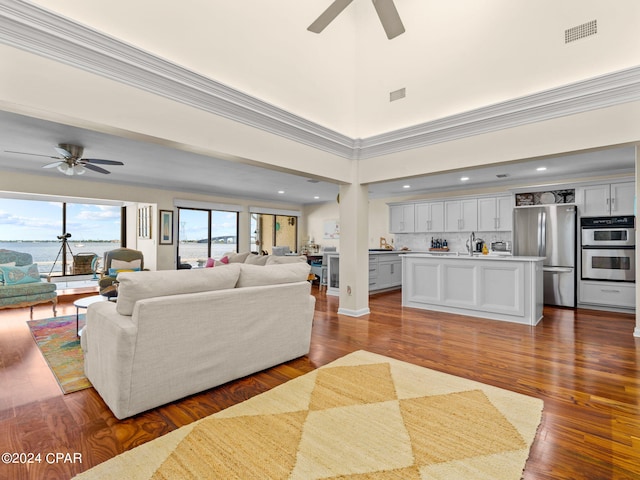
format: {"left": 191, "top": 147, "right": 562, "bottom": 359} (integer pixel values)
{"left": 307, "top": 179, "right": 320, "bottom": 184}
{"left": 565, "top": 20, "right": 597, "bottom": 44}
{"left": 496, "top": 174, "right": 509, "bottom": 179}
{"left": 390, "top": 88, "right": 406, "bottom": 102}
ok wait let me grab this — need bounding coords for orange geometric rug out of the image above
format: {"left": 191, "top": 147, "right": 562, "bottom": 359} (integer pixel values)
{"left": 27, "top": 315, "right": 91, "bottom": 394}
{"left": 74, "top": 350, "right": 543, "bottom": 479}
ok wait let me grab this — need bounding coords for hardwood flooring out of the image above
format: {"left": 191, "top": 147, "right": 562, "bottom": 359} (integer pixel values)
{"left": 0, "top": 288, "right": 638, "bottom": 479}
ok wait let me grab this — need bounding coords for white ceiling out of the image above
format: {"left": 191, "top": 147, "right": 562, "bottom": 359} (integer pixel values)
{"left": 0, "top": 109, "right": 634, "bottom": 204}
{"left": 0, "top": 1, "right": 637, "bottom": 204}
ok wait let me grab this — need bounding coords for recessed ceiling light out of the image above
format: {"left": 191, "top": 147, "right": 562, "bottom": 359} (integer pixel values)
{"left": 278, "top": 190, "right": 285, "bottom": 194}
{"left": 403, "top": 185, "right": 411, "bottom": 189}
{"left": 313, "top": 195, "right": 320, "bottom": 199}
{"left": 460, "top": 176, "right": 470, "bottom": 181}
{"left": 536, "top": 167, "right": 547, "bottom": 171}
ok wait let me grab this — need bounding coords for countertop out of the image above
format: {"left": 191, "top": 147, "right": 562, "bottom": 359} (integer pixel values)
{"left": 402, "top": 253, "right": 545, "bottom": 262}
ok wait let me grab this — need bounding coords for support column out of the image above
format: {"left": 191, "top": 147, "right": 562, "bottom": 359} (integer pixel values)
{"left": 635, "top": 146, "right": 639, "bottom": 337}
{"left": 337, "top": 164, "right": 370, "bottom": 317}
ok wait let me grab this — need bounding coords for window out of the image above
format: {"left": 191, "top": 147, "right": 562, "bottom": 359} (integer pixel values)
{"left": 251, "top": 213, "right": 297, "bottom": 254}
{"left": 0, "top": 198, "right": 121, "bottom": 276}
{"left": 177, "top": 208, "right": 238, "bottom": 267}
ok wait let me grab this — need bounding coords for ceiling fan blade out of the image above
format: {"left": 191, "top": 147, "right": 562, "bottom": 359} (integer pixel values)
{"left": 54, "top": 146, "right": 73, "bottom": 158}
{"left": 42, "top": 161, "right": 63, "bottom": 168}
{"left": 372, "top": 0, "right": 405, "bottom": 39}
{"left": 4, "top": 150, "right": 60, "bottom": 159}
{"left": 83, "top": 163, "right": 111, "bottom": 174}
{"left": 82, "top": 159, "right": 124, "bottom": 166}
{"left": 308, "top": 0, "right": 354, "bottom": 33}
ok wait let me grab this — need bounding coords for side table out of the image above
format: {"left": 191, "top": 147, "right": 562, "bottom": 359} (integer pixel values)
{"left": 73, "top": 295, "right": 108, "bottom": 336}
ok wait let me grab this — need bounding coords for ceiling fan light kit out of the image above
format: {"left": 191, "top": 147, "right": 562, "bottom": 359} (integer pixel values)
{"left": 308, "top": 0, "right": 405, "bottom": 39}
{"left": 4, "top": 143, "right": 125, "bottom": 176}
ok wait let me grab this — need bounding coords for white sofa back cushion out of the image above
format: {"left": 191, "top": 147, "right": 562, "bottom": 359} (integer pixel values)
{"left": 237, "top": 262, "right": 310, "bottom": 288}
{"left": 265, "top": 255, "right": 307, "bottom": 265}
{"left": 116, "top": 264, "right": 241, "bottom": 315}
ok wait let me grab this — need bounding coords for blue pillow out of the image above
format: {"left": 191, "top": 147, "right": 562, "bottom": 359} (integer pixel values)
{"left": 0, "top": 264, "right": 41, "bottom": 285}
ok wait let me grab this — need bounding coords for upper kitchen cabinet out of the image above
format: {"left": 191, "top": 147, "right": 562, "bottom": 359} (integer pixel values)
{"left": 478, "top": 195, "right": 513, "bottom": 231}
{"left": 389, "top": 204, "right": 415, "bottom": 233}
{"left": 445, "top": 199, "right": 478, "bottom": 232}
{"left": 414, "top": 201, "right": 444, "bottom": 233}
{"left": 578, "top": 182, "right": 635, "bottom": 216}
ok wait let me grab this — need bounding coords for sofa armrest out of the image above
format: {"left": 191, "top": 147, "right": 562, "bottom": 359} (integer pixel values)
{"left": 81, "top": 301, "right": 138, "bottom": 418}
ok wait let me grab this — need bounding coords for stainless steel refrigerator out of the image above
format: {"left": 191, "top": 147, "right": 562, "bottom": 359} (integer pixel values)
{"left": 513, "top": 205, "right": 577, "bottom": 307}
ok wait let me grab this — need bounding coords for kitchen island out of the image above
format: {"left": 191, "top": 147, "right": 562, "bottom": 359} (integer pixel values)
{"left": 402, "top": 253, "right": 545, "bottom": 325}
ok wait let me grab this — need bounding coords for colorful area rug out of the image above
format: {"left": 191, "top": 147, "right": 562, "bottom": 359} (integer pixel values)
{"left": 74, "top": 350, "right": 543, "bottom": 479}
{"left": 27, "top": 315, "right": 92, "bottom": 394}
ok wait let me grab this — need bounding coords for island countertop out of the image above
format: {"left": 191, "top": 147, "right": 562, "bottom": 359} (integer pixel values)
{"left": 402, "top": 253, "right": 545, "bottom": 262}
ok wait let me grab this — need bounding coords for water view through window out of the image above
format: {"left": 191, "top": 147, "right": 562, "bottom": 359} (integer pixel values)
{"left": 0, "top": 198, "right": 121, "bottom": 275}
{"left": 177, "top": 208, "right": 238, "bottom": 267}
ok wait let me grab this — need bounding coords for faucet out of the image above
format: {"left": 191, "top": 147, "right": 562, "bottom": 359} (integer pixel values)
{"left": 467, "top": 232, "right": 475, "bottom": 256}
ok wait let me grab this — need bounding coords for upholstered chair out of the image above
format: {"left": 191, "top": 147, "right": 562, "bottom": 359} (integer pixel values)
{"left": 99, "top": 248, "right": 144, "bottom": 297}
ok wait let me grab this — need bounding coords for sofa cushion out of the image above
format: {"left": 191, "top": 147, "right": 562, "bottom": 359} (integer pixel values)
{"left": 0, "top": 281, "right": 56, "bottom": 299}
{"left": 0, "top": 264, "right": 41, "bottom": 285}
{"left": 265, "top": 255, "right": 308, "bottom": 265}
{"left": 116, "top": 264, "right": 242, "bottom": 316}
{"left": 244, "top": 254, "right": 269, "bottom": 266}
{"left": 236, "top": 262, "right": 311, "bottom": 288}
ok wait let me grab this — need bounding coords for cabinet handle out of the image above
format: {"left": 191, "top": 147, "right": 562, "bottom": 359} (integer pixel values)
{"left": 611, "top": 197, "right": 616, "bottom": 211}
{"left": 391, "top": 264, "right": 394, "bottom": 274}
{"left": 601, "top": 289, "right": 620, "bottom": 293}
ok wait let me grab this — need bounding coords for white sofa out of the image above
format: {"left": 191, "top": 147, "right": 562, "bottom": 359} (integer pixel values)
{"left": 81, "top": 262, "right": 315, "bottom": 419}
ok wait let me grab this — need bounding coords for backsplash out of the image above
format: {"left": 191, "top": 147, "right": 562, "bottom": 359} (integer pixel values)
{"left": 395, "top": 231, "right": 512, "bottom": 253}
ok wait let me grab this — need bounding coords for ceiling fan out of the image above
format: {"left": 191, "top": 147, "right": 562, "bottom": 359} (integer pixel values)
{"left": 308, "top": 0, "right": 405, "bottom": 39}
{"left": 5, "top": 143, "right": 124, "bottom": 175}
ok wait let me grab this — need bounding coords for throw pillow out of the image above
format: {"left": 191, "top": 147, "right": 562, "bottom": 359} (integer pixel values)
{"left": 205, "top": 257, "right": 215, "bottom": 268}
{"left": 111, "top": 258, "right": 142, "bottom": 270}
{"left": 265, "top": 255, "right": 307, "bottom": 265}
{"left": 0, "top": 264, "right": 41, "bottom": 285}
{"left": 108, "top": 267, "right": 141, "bottom": 276}
{"left": 236, "top": 262, "right": 311, "bottom": 288}
{"left": 244, "top": 254, "right": 269, "bottom": 266}
{"left": 222, "top": 251, "right": 251, "bottom": 263}
{"left": 220, "top": 256, "right": 229, "bottom": 264}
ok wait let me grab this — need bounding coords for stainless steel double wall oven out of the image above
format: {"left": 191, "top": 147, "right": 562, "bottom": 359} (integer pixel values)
{"left": 581, "top": 216, "right": 635, "bottom": 282}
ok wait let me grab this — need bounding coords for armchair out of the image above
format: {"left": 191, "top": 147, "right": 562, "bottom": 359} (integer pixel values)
{"left": 99, "top": 248, "right": 144, "bottom": 297}
{"left": 0, "top": 249, "right": 57, "bottom": 318}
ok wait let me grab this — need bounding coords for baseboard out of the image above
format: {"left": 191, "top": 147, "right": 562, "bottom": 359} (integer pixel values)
{"left": 634, "top": 327, "right": 640, "bottom": 338}
{"left": 337, "top": 307, "right": 371, "bottom": 317}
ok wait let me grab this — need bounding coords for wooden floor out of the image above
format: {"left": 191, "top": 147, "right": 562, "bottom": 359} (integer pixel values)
{"left": 0, "top": 288, "right": 638, "bottom": 480}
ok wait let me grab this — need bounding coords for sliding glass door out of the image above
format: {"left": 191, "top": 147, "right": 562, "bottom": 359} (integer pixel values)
{"left": 251, "top": 213, "right": 297, "bottom": 255}
{"left": 177, "top": 208, "right": 238, "bottom": 267}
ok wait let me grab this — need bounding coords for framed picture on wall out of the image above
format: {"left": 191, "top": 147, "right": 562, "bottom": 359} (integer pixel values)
{"left": 159, "top": 210, "right": 173, "bottom": 245}
{"left": 138, "top": 206, "right": 151, "bottom": 239}
{"left": 323, "top": 219, "right": 339, "bottom": 239}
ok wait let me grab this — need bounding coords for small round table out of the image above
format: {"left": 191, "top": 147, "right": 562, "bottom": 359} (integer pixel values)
{"left": 73, "top": 295, "right": 108, "bottom": 336}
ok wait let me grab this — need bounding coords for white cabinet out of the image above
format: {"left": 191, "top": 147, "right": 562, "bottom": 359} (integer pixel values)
{"left": 389, "top": 204, "right": 415, "bottom": 233}
{"left": 377, "top": 254, "right": 402, "bottom": 290}
{"left": 579, "top": 182, "right": 635, "bottom": 216}
{"left": 328, "top": 253, "right": 403, "bottom": 296}
{"left": 578, "top": 280, "right": 635, "bottom": 309}
{"left": 478, "top": 196, "right": 513, "bottom": 231}
{"left": 414, "top": 202, "right": 444, "bottom": 232}
{"left": 445, "top": 199, "right": 477, "bottom": 232}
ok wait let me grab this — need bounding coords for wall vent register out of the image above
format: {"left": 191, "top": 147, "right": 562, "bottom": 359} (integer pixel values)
{"left": 565, "top": 20, "right": 597, "bottom": 44}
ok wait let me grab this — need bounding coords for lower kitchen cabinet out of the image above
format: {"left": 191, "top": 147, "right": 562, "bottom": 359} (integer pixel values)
{"left": 327, "top": 252, "right": 403, "bottom": 296}
{"left": 578, "top": 280, "right": 635, "bottom": 309}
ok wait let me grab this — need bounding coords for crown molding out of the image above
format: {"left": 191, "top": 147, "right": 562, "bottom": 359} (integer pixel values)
{"left": 1, "top": 0, "right": 639, "bottom": 161}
